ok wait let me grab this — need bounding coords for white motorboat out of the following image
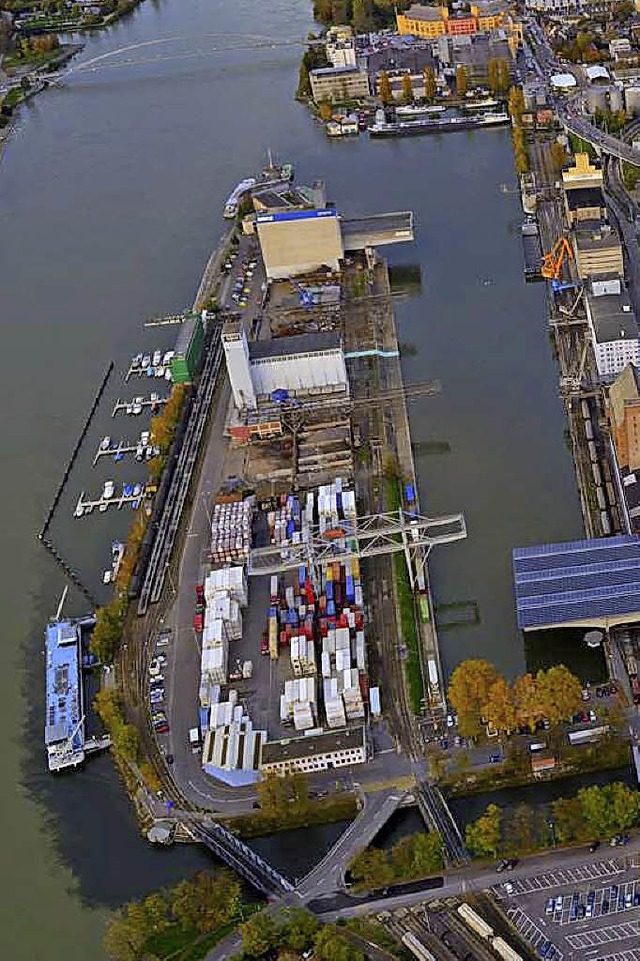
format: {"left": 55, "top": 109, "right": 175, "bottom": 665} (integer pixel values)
{"left": 100, "top": 436, "right": 111, "bottom": 451}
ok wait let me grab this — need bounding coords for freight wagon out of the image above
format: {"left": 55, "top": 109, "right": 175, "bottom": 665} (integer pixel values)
{"left": 401, "top": 932, "right": 437, "bottom": 961}
{"left": 491, "top": 936, "right": 524, "bottom": 961}
{"left": 457, "top": 903, "right": 494, "bottom": 940}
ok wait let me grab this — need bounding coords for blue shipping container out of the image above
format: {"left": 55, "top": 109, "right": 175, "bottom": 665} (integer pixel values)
{"left": 268, "top": 607, "right": 278, "bottom": 618}
{"left": 326, "top": 580, "right": 334, "bottom": 601}
{"left": 327, "top": 600, "right": 336, "bottom": 617}
{"left": 405, "top": 482, "right": 416, "bottom": 503}
{"left": 286, "top": 520, "right": 295, "bottom": 538}
{"left": 298, "top": 566, "right": 306, "bottom": 587}
{"left": 199, "top": 707, "right": 209, "bottom": 731}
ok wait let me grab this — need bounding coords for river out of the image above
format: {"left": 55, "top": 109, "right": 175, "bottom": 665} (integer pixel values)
{"left": 0, "top": 0, "right": 583, "bottom": 957}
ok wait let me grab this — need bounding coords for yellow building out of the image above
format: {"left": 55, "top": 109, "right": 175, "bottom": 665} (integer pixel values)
{"left": 562, "top": 152, "right": 603, "bottom": 190}
{"left": 397, "top": 2, "right": 522, "bottom": 50}
{"left": 397, "top": 4, "right": 448, "bottom": 38}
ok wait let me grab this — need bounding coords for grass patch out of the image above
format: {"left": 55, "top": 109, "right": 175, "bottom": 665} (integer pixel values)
{"left": 225, "top": 793, "right": 358, "bottom": 839}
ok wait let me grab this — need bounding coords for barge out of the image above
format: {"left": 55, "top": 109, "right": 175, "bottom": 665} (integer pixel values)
{"left": 45, "top": 612, "right": 110, "bottom": 772}
{"left": 521, "top": 218, "right": 543, "bottom": 282}
{"left": 368, "top": 111, "right": 510, "bottom": 138}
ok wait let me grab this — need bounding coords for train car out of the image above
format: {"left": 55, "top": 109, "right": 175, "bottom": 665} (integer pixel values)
{"left": 457, "top": 903, "right": 494, "bottom": 940}
{"left": 401, "top": 932, "right": 437, "bottom": 961}
{"left": 491, "top": 936, "right": 524, "bottom": 961}
{"left": 581, "top": 399, "right": 589, "bottom": 419}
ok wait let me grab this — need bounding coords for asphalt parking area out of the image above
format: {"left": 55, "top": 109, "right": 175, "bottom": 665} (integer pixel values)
{"left": 494, "top": 858, "right": 640, "bottom": 960}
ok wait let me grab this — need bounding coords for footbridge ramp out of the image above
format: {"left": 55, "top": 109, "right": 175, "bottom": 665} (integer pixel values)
{"left": 298, "top": 788, "right": 408, "bottom": 902}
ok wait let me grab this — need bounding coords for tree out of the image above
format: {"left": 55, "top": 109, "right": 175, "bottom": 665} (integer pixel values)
{"left": 318, "top": 99, "right": 333, "bottom": 120}
{"left": 549, "top": 140, "right": 568, "bottom": 172}
{"left": 498, "top": 59, "right": 510, "bottom": 94}
{"left": 281, "top": 909, "right": 319, "bottom": 952}
{"left": 423, "top": 65, "right": 436, "bottom": 102}
{"left": 378, "top": 69, "right": 393, "bottom": 105}
{"left": 314, "top": 926, "right": 364, "bottom": 961}
{"left": 505, "top": 803, "right": 537, "bottom": 852}
{"left": 536, "top": 665, "right": 582, "bottom": 726}
{"left": 465, "top": 803, "right": 502, "bottom": 858}
{"left": 171, "top": 870, "right": 240, "bottom": 935}
{"left": 482, "top": 676, "right": 517, "bottom": 736}
{"left": 513, "top": 673, "right": 541, "bottom": 732}
{"left": 552, "top": 795, "right": 586, "bottom": 843}
{"left": 241, "top": 912, "right": 281, "bottom": 958}
{"left": 488, "top": 58, "right": 499, "bottom": 95}
{"left": 448, "top": 659, "right": 502, "bottom": 738}
{"left": 401, "top": 73, "right": 414, "bottom": 105}
{"left": 349, "top": 847, "right": 395, "bottom": 889}
{"left": 508, "top": 85, "right": 525, "bottom": 122}
{"left": 297, "top": 60, "right": 311, "bottom": 99}
{"left": 455, "top": 64, "right": 468, "bottom": 99}
{"left": 352, "top": 0, "right": 371, "bottom": 33}
{"left": 579, "top": 783, "right": 640, "bottom": 836}
{"left": 103, "top": 893, "right": 170, "bottom": 961}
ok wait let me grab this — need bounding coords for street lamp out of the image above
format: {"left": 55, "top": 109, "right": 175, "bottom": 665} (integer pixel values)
{"left": 547, "top": 817, "right": 557, "bottom": 848}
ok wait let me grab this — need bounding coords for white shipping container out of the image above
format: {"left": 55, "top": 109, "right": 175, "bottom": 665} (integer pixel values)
{"left": 321, "top": 651, "right": 331, "bottom": 678}
{"left": 370, "top": 686, "right": 382, "bottom": 717}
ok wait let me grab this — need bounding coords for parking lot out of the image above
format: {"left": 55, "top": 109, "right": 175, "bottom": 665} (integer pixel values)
{"left": 497, "top": 856, "right": 640, "bottom": 960}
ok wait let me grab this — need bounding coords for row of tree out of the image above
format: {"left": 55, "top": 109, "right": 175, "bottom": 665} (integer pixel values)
{"left": 13, "top": 33, "right": 59, "bottom": 60}
{"left": 239, "top": 908, "right": 363, "bottom": 961}
{"left": 312, "top": 0, "right": 401, "bottom": 32}
{"left": 103, "top": 870, "right": 241, "bottom": 961}
{"left": 349, "top": 831, "right": 444, "bottom": 889}
{"left": 447, "top": 659, "right": 584, "bottom": 738}
{"left": 94, "top": 688, "right": 139, "bottom": 762}
{"left": 465, "top": 782, "right": 640, "bottom": 859}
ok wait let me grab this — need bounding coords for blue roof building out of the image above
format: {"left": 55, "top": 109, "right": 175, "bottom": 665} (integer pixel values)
{"left": 45, "top": 620, "right": 85, "bottom": 771}
{"left": 513, "top": 535, "right": 640, "bottom": 630}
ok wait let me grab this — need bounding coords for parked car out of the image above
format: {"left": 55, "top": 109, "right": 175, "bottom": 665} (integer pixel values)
{"left": 489, "top": 753, "right": 501, "bottom": 763}
{"left": 496, "top": 859, "right": 509, "bottom": 873}
{"left": 260, "top": 637, "right": 269, "bottom": 656}
{"left": 554, "top": 895, "right": 563, "bottom": 911}
{"left": 193, "top": 612, "right": 204, "bottom": 632}
{"left": 589, "top": 840, "right": 600, "bottom": 852}
{"left": 195, "top": 584, "right": 204, "bottom": 604}
{"left": 545, "top": 898, "right": 554, "bottom": 915}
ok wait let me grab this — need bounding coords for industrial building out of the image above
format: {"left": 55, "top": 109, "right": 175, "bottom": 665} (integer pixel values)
{"left": 259, "top": 726, "right": 367, "bottom": 775}
{"left": 436, "top": 32, "right": 514, "bottom": 80}
{"left": 256, "top": 208, "right": 345, "bottom": 280}
{"left": 325, "top": 25, "right": 357, "bottom": 68}
{"left": 513, "top": 535, "right": 640, "bottom": 630}
{"left": 222, "top": 320, "right": 348, "bottom": 412}
{"left": 584, "top": 276, "right": 639, "bottom": 381}
{"left": 607, "top": 364, "right": 640, "bottom": 533}
{"left": 563, "top": 186, "right": 607, "bottom": 226}
{"left": 201, "top": 690, "right": 266, "bottom": 786}
{"left": 573, "top": 221, "right": 624, "bottom": 280}
{"left": 170, "top": 314, "right": 204, "bottom": 385}
{"left": 309, "top": 65, "right": 369, "bottom": 103}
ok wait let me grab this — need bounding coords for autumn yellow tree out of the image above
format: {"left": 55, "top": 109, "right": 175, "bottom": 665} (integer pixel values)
{"left": 508, "top": 85, "right": 525, "bottom": 122}
{"left": 488, "top": 58, "right": 499, "bottom": 95}
{"left": 456, "top": 64, "right": 468, "bottom": 99}
{"left": 401, "top": 73, "right": 414, "bottom": 104}
{"left": 536, "top": 665, "right": 582, "bottom": 726}
{"left": 498, "top": 58, "right": 510, "bottom": 94}
{"left": 448, "top": 659, "right": 502, "bottom": 738}
{"left": 378, "top": 69, "right": 394, "bottom": 105}
{"left": 482, "top": 676, "right": 517, "bottom": 736}
{"left": 423, "top": 65, "right": 437, "bottom": 102}
{"left": 513, "top": 672, "right": 541, "bottom": 732}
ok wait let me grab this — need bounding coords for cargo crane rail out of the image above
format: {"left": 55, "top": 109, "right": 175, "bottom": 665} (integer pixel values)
{"left": 247, "top": 508, "right": 467, "bottom": 589}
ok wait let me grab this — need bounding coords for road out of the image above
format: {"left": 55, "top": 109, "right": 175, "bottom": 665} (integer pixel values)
{"left": 298, "top": 789, "right": 408, "bottom": 901}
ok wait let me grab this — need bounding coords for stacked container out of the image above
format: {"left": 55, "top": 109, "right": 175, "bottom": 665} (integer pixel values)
{"left": 205, "top": 566, "right": 248, "bottom": 607}
{"left": 340, "top": 667, "right": 365, "bottom": 720}
{"left": 210, "top": 497, "right": 254, "bottom": 565}
{"left": 290, "top": 635, "right": 316, "bottom": 677}
{"left": 281, "top": 677, "right": 317, "bottom": 730}
{"left": 208, "top": 592, "right": 242, "bottom": 641}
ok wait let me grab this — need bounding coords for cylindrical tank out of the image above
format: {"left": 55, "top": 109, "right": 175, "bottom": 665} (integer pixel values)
{"left": 625, "top": 86, "right": 640, "bottom": 116}
{"left": 608, "top": 84, "right": 624, "bottom": 113}
{"left": 585, "top": 85, "right": 608, "bottom": 114}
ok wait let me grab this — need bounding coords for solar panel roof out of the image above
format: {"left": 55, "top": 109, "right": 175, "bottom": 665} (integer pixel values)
{"left": 512, "top": 535, "right": 640, "bottom": 629}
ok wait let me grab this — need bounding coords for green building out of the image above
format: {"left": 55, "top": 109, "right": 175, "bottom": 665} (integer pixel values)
{"left": 171, "top": 315, "right": 204, "bottom": 385}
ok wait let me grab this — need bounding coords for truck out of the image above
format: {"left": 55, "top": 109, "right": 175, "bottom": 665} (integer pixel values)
{"left": 568, "top": 724, "right": 609, "bottom": 745}
{"left": 188, "top": 727, "right": 202, "bottom": 754}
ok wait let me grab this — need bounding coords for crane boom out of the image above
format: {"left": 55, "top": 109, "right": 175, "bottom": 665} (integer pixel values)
{"left": 541, "top": 235, "right": 574, "bottom": 281}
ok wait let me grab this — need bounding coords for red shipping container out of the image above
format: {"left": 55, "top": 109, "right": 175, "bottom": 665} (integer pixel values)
{"left": 279, "top": 631, "right": 287, "bottom": 648}
{"left": 318, "top": 595, "right": 327, "bottom": 614}
{"left": 359, "top": 673, "right": 370, "bottom": 703}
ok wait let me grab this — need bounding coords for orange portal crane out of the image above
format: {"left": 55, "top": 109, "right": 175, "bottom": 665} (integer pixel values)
{"left": 541, "top": 235, "right": 574, "bottom": 281}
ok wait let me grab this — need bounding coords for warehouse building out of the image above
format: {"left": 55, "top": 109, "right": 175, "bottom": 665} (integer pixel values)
{"left": 513, "top": 535, "right": 640, "bottom": 631}
{"left": 256, "top": 208, "right": 344, "bottom": 280}
{"left": 222, "top": 319, "right": 348, "bottom": 412}
{"left": 563, "top": 186, "right": 607, "bottom": 226}
{"left": 201, "top": 721, "right": 266, "bottom": 786}
{"left": 259, "top": 726, "right": 367, "bottom": 775}
{"left": 584, "top": 276, "right": 639, "bottom": 381}
{"left": 170, "top": 314, "right": 204, "bottom": 385}
{"left": 573, "top": 221, "right": 624, "bottom": 280}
